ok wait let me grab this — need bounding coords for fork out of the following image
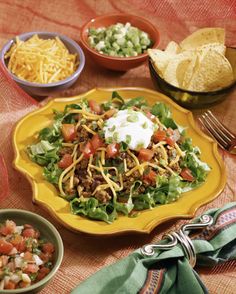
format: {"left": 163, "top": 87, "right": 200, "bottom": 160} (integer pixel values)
{"left": 199, "top": 110, "right": 236, "bottom": 154}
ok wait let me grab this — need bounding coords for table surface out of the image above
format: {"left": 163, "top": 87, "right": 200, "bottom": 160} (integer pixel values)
{"left": 0, "top": 1, "right": 236, "bottom": 293}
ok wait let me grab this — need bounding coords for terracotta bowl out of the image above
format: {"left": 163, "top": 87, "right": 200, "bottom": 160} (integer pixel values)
{"left": 80, "top": 14, "right": 160, "bottom": 71}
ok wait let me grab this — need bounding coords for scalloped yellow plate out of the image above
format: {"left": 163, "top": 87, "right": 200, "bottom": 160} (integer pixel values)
{"left": 13, "top": 87, "right": 226, "bottom": 235}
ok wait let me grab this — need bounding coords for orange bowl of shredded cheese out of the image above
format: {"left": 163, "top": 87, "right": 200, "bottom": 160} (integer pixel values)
{"left": 0, "top": 32, "right": 85, "bottom": 96}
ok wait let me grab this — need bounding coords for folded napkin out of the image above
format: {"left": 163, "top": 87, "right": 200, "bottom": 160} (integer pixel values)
{"left": 72, "top": 202, "right": 236, "bottom": 294}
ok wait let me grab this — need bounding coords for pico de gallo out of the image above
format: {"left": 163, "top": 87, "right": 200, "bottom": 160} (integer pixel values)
{"left": 0, "top": 220, "right": 55, "bottom": 290}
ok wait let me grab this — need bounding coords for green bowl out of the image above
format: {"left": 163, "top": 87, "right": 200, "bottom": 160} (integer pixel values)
{"left": 148, "top": 47, "right": 236, "bottom": 109}
{"left": 0, "top": 209, "right": 64, "bottom": 293}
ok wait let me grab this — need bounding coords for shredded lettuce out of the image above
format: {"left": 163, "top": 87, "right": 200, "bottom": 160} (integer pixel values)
{"left": 27, "top": 92, "right": 210, "bottom": 223}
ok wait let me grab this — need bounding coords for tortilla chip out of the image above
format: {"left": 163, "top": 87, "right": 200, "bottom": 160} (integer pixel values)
{"left": 148, "top": 49, "right": 173, "bottom": 77}
{"left": 163, "top": 52, "right": 196, "bottom": 87}
{"left": 187, "top": 49, "right": 234, "bottom": 91}
{"left": 165, "top": 41, "right": 181, "bottom": 54}
{"left": 180, "top": 28, "right": 225, "bottom": 50}
{"left": 181, "top": 55, "right": 199, "bottom": 89}
{"left": 181, "top": 42, "right": 226, "bottom": 56}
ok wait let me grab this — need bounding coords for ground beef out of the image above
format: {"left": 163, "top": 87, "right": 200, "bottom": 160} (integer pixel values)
{"left": 137, "top": 185, "right": 146, "bottom": 193}
{"left": 91, "top": 180, "right": 102, "bottom": 191}
{"left": 126, "top": 157, "right": 135, "bottom": 169}
{"left": 94, "top": 190, "right": 111, "bottom": 203}
{"left": 79, "top": 158, "right": 89, "bottom": 169}
{"left": 119, "top": 152, "right": 127, "bottom": 159}
{"left": 77, "top": 126, "right": 91, "bottom": 142}
{"left": 81, "top": 177, "right": 93, "bottom": 191}
{"left": 167, "top": 149, "right": 177, "bottom": 161}
{"left": 59, "top": 147, "right": 73, "bottom": 156}
{"left": 81, "top": 192, "right": 91, "bottom": 198}
{"left": 170, "top": 163, "right": 181, "bottom": 173}
{"left": 93, "top": 175, "right": 104, "bottom": 181}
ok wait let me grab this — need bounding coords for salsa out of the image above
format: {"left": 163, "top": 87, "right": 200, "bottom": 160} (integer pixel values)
{"left": 0, "top": 220, "right": 55, "bottom": 290}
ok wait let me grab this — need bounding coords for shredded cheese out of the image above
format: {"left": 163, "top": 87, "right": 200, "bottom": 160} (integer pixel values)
{"left": 174, "top": 143, "right": 185, "bottom": 157}
{"left": 127, "top": 150, "right": 143, "bottom": 175}
{"left": 98, "top": 161, "right": 117, "bottom": 199}
{"left": 59, "top": 153, "right": 84, "bottom": 196}
{"left": 61, "top": 142, "right": 75, "bottom": 147}
{"left": 97, "top": 119, "right": 104, "bottom": 129}
{"left": 68, "top": 109, "right": 101, "bottom": 119}
{"left": 124, "top": 159, "right": 127, "bottom": 172}
{"left": 81, "top": 124, "right": 96, "bottom": 135}
{"left": 92, "top": 184, "right": 110, "bottom": 195}
{"left": 165, "top": 166, "right": 176, "bottom": 175}
{"left": 5, "top": 35, "right": 78, "bottom": 84}
{"left": 169, "top": 155, "right": 180, "bottom": 167}
{"left": 152, "top": 141, "right": 166, "bottom": 149}
{"left": 71, "top": 144, "right": 78, "bottom": 157}
{"left": 87, "top": 155, "right": 94, "bottom": 177}
{"left": 157, "top": 144, "right": 168, "bottom": 165}
{"left": 101, "top": 149, "right": 105, "bottom": 165}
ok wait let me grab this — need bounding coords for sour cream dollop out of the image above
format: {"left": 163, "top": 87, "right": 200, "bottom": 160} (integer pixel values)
{"left": 103, "top": 109, "right": 156, "bottom": 151}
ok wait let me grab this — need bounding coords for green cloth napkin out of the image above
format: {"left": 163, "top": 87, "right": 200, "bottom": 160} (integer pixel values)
{"left": 72, "top": 202, "right": 236, "bottom": 294}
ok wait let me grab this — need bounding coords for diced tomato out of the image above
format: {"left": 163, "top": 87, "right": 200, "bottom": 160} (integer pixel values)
{"left": 24, "top": 224, "right": 33, "bottom": 229}
{"left": 39, "top": 252, "right": 51, "bottom": 263}
{"left": 24, "top": 263, "right": 39, "bottom": 273}
{"left": 103, "top": 109, "right": 117, "bottom": 119}
{"left": 40, "top": 267, "right": 50, "bottom": 274}
{"left": 10, "top": 235, "right": 26, "bottom": 252}
{"left": 166, "top": 137, "right": 175, "bottom": 147}
{"left": 22, "top": 228, "right": 36, "bottom": 238}
{"left": 82, "top": 141, "right": 95, "bottom": 158}
{"left": 153, "top": 130, "right": 166, "bottom": 143}
{"left": 145, "top": 111, "right": 155, "bottom": 122}
{"left": 0, "top": 255, "right": 9, "bottom": 266}
{"left": 0, "top": 220, "right": 16, "bottom": 236}
{"left": 42, "top": 242, "right": 55, "bottom": 254}
{"left": 143, "top": 170, "right": 157, "bottom": 185}
{"left": 90, "top": 134, "right": 104, "bottom": 150}
{"left": 138, "top": 148, "right": 154, "bottom": 161}
{"left": 166, "top": 128, "right": 180, "bottom": 146}
{"left": 180, "top": 168, "right": 194, "bottom": 181}
{"left": 19, "top": 281, "right": 30, "bottom": 288}
{"left": 24, "top": 251, "right": 34, "bottom": 261}
{"left": 88, "top": 100, "right": 102, "bottom": 114}
{"left": 61, "top": 124, "right": 77, "bottom": 142}
{"left": 36, "top": 267, "right": 50, "bottom": 281}
{"left": 0, "top": 239, "right": 14, "bottom": 254}
{"left": 58, "top": 154, "right": 73, "bottom": 169}
{"left": 106, "top": 143, "right": 119, "bottom": 158}
{"left": 166, "top": 128, "right": 174, "bottom": 136}
{"left": 5, "top": 281, "right": 16, "bottom": 290}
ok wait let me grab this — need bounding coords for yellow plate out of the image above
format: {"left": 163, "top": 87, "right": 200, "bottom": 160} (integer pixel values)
{"left": 13, "top": 87, "right": 226, "bottom": 235}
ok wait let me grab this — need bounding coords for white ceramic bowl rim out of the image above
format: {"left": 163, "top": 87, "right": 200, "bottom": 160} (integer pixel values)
{"left": 0, "top": 31, "right": 85, "bottom": 88}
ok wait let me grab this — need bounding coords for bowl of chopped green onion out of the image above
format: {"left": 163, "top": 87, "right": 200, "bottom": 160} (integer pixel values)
{"left": 80, "top": 14, "right": 160, "bottom": 71}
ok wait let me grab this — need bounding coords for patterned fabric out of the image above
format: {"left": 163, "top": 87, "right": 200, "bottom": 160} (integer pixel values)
{"left": 194, "top": 204, "right": 236, "bottom": 241}
{"left": 0, "top": 1, "right": 236, "bottom": 293}
{"left": 139, "top": 269, "right": 166, "bottom": 294}
{"left": 71, "top": 202, "right": 236, "bottom": 294}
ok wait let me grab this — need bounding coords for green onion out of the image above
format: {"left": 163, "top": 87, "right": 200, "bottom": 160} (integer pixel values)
{"left": 88, "top": 22, "right": 152, "bottom": 57}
